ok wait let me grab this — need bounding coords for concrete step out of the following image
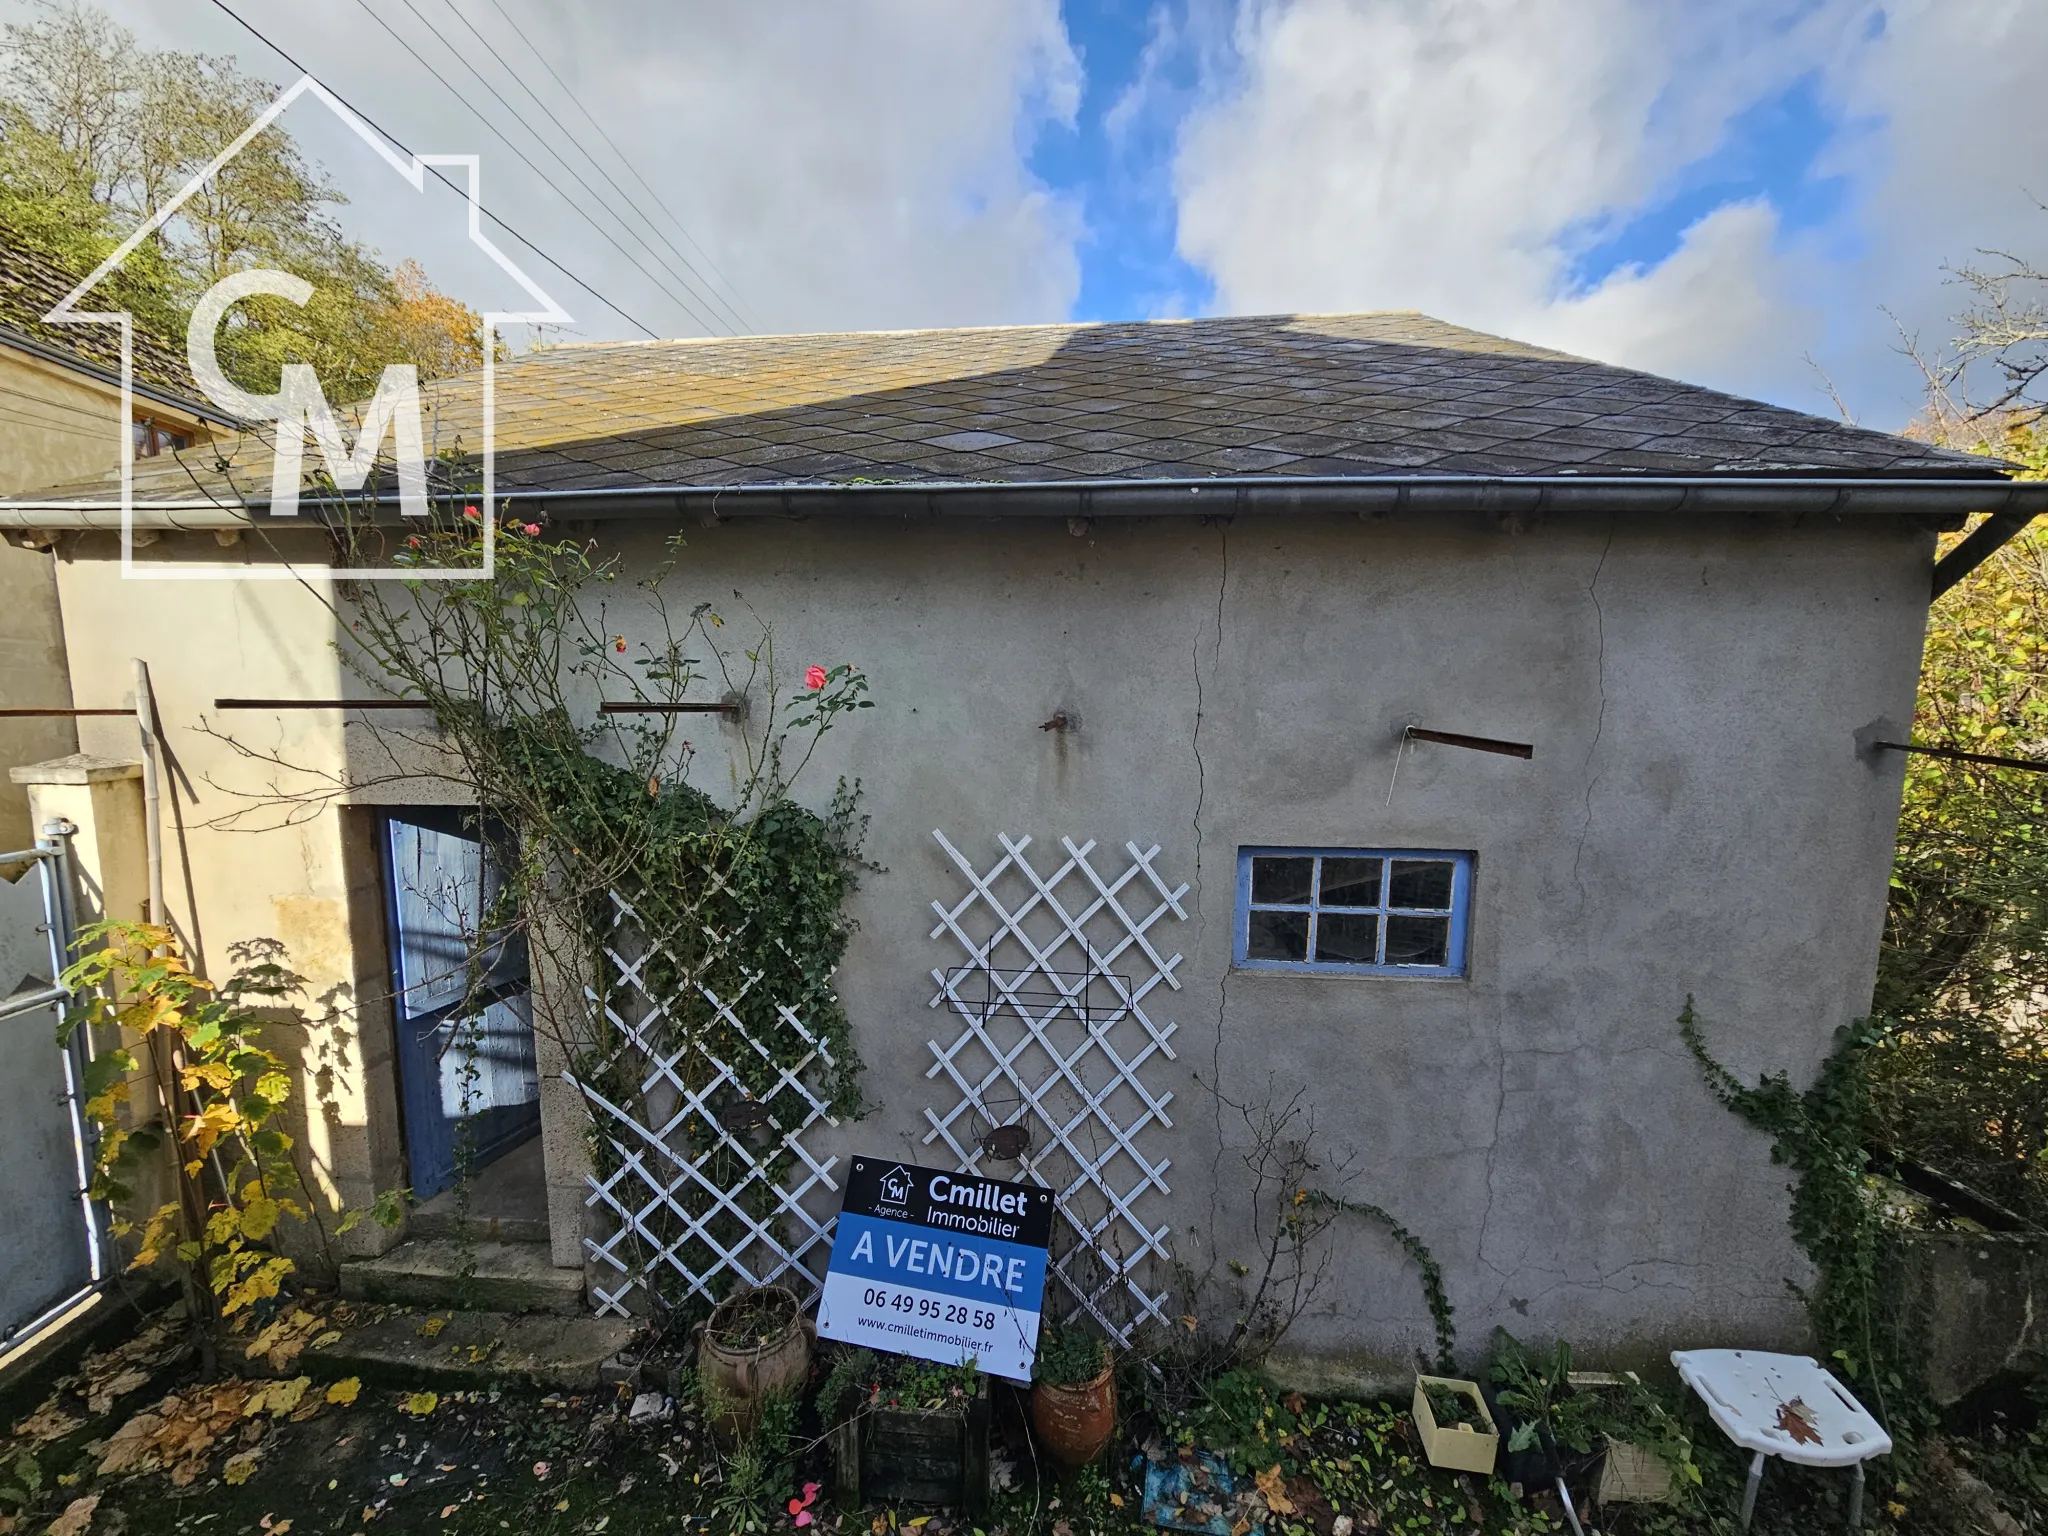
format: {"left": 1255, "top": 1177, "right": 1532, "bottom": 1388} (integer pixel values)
{"left": 407, "top": 1207, "right": 550, "bottom": 1244}
{"left": 305, "top": 1307, "right": 640, "bottom": 1392}
{"left": 340, "top": 1239, "right": 584, "bottom": 1316}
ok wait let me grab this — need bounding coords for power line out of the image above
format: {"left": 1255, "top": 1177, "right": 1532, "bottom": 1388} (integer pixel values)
{"left": 359, "top": 0, "right": 728, "bottom": 338}
{"left": 0, "top": 404, "right": 115, "bottom": 440}
{"left": 436, "top": 0, "right": 753, "bottom": 336}
{"left": 206, "top": 0, "right": 660, "bottom": 340}
{"left": 476, "top": 0, "right": 759, "bottom": 334}
{"left": 0, "top": 375, "right": 133, "bottom": 427}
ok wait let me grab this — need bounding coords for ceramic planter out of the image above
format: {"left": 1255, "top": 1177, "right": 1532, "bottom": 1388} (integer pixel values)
{"left": 1412, "top": 1375, "right": 1499, "bottom": 1474}
{"left": 1032, "top": 1362, "right": 1117, "bottom": 1468}
{"left": 695, "top": 1285, "right": 813, "bottom": 1446}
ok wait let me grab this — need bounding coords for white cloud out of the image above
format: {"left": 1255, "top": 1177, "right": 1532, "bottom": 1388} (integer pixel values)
{"left": 1530, "top": 201, "right": 1819, "bottom": 389}
{"left": 75, "top": 0, "right": 1085, "bottom": 341}
{"left": 1165, "top": 0, "right": 2048, "bottom": 422}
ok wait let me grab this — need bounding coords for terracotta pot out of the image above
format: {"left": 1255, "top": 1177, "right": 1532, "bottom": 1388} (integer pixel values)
{"left": 1032, "top": 1362, "right": 1117, "bottom": 1469}
{"left": 696, "top": 1285, "right": 813, "bottom": 1445}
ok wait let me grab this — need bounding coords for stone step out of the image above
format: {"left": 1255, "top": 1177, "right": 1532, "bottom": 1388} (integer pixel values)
{"left": 340, "top": 1239, "right": 584, "bottom": 1316}
{"left": 305, "top": 1308, "right": 640, "bottom": 1392}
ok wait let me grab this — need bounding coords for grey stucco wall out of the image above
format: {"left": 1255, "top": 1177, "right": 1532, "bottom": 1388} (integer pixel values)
{"left": 538, "top": 507, "right": 1931, "bottom": 1380}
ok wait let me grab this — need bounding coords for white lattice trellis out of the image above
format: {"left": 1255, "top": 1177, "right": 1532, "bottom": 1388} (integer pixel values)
{"left": 924, "top": 831, "right": 1188, "bottom": 1344}
{"left": 569, "top": 889, "right": 841, "bottom": 1317}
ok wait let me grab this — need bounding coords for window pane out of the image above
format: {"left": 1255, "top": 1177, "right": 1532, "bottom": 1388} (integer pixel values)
{"left": 1250, "top": 856, "right": 1314, "bottom": 906}
{"left": 1385, "top": 914, "right": 1451, "bottom": 966}
{"left": 1246, "top": 909, "right": 1310, "bottom": 961}
{"left": 1388, "top": 859, "right": 1454, "bottom": 910}
{"left": 1314, "top": 912, "right": 1381, "bottom": 964}
{"left": 1318, "top": 857, "right": 1383, "bottom": 908}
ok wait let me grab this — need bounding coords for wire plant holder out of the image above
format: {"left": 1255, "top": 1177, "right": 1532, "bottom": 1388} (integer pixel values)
{"left": 923, "top": 831, "right": 1189, "bottom": 1346}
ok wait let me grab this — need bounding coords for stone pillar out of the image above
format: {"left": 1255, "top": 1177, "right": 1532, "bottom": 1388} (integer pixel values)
{"left": 10, "top": 754, "right": 146, "bottom": 929}
{"left": 528, "top": 909, "right": 596, "bottom": 1272}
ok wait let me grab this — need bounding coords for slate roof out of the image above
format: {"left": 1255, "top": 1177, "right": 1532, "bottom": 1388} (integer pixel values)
{"left": 0, "top": 226, "right": 201, "bottom": 402}
{"left": 44, "top": 310, "right": 2009, "bottom": 506}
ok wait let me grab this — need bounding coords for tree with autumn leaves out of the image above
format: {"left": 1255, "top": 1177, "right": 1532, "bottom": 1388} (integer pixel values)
{"left": 1866, "top": 239, "right": 2048, "bottom": 1217}
{"left": 0, "top": 1, "right": 484, "bottom": 405}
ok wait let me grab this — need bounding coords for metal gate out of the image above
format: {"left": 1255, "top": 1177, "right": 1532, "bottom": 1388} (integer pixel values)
{"left": 0, "top": 819, "right": 105, "bottom": 1352}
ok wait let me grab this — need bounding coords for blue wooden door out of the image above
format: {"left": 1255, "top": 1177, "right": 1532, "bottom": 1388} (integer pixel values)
{"left": 382, "top": 809, "right": 539, "bottom": 1199}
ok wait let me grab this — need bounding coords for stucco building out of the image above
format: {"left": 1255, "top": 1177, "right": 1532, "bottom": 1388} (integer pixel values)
{"left": 7, "top": 312, "right": 2044, "bottom": 1379}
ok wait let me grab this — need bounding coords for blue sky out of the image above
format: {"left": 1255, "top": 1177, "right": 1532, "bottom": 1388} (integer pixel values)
{"left": 1030, "top": 1, "right": 1214, "bottom": 322}
{"left": 1040, "top": 5, "right": 1860, "bottom": 326}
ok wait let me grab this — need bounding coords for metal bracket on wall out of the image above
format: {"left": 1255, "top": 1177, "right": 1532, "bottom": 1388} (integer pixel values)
{"left": 1405, "top": 726, "right": 1534, "bottom": 759}
{"left": 1874, "top": 739, "right": 2048, "bottom": 774}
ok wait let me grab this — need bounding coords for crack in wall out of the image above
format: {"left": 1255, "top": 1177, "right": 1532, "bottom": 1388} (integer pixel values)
{"left": 1479, "top": 523, "right": 1616, "bottom": 1322}
{"left": 1569, "top": 521, "right": 1617, "bottom": 916}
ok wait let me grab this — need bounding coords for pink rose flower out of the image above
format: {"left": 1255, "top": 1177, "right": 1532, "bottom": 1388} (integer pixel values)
{"left": 523, "top": 523, "right": 541, "bottom": 536}
{"left": 463, "top": 505, "right": 480, "bottom": 520}
{"left": 805, "top": 665, "right": 827, "bottom": 690}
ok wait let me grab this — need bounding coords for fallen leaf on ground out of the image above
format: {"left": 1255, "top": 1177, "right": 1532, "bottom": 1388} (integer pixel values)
{"left": 12, "top": 1405, "right": 83, "bottom": 1447}
{"left": 418, "top": 1318, "right": 446, "bottom": 1338}
{"left": 86, "top": 1369, "right": 151, "bottom": 1415}
{"left": 45, "top": 1494, "right": 97, "bottom": 1536}
{"left": 97, "top": 1413, "right": 164, "bottom": 1477}
{"left": 1255, "top": 1466, "right": 1295, "bottom": 1516}
{"left": 222, "top": 1451, "right": 260, "bottom": 1486}
{"left": 402, "top": 1393, "right": 438, "bottom": 1417}
{"left": 325, "top": 1379, "right": 361, "bottom": 1406}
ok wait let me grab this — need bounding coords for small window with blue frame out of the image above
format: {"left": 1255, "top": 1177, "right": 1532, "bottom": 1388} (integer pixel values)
{"left": 1234, "top": 847, "right": 1473, "bottom": 977}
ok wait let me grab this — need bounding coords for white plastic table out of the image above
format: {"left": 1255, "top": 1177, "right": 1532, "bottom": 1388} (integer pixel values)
{"left": 1671, "top": 1349, "right": 1892, "bottom": 1530}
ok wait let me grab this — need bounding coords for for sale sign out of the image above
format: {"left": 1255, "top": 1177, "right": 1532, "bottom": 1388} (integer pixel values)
{"left": 816, "top": 1157, "right": 1053, "bottom": 1382}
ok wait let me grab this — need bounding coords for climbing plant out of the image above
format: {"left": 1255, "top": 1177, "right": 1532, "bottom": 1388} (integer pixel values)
{"left": 209, "top": 505, "right": 876, "bottom": 1312}
{"left": 1678, "top": 999, "right": 1927, "bottom": 1442}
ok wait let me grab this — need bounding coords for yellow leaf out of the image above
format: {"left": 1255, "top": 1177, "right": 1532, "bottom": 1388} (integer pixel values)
{"left": 1255, "top": 1465, "right": 1295, "bottom": 1516}
{"left": 418, "top": 1316, "right": 446, "bottom": 1338}
{"left": 1109, "top": 1494, "right": 1124, "bottom": 1509}
{"left": 326, "top": 1378, "right": 362, "bottom": 1406}
{"left": 240, "top": 1196, "right": 282, "bottom": 1242}
{"left": 270, "top": 1524, "right": 291, "bottom": 1536}
{"left": 222, "top": 1451, "right": 260, "bottom": 1486}
{"left": 404, "top": 1392, "right": 439, "bottom": 1417}
{"left": 260, "top": 1378, "right": 310, "bottom": 1418}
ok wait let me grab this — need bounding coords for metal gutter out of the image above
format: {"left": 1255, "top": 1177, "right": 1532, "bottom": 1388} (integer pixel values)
{"left": 3, "top": 472, "right": 2047, "bottom": 531}
{"left": 0, "top": 326, "right": 241, "bottom": 428}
